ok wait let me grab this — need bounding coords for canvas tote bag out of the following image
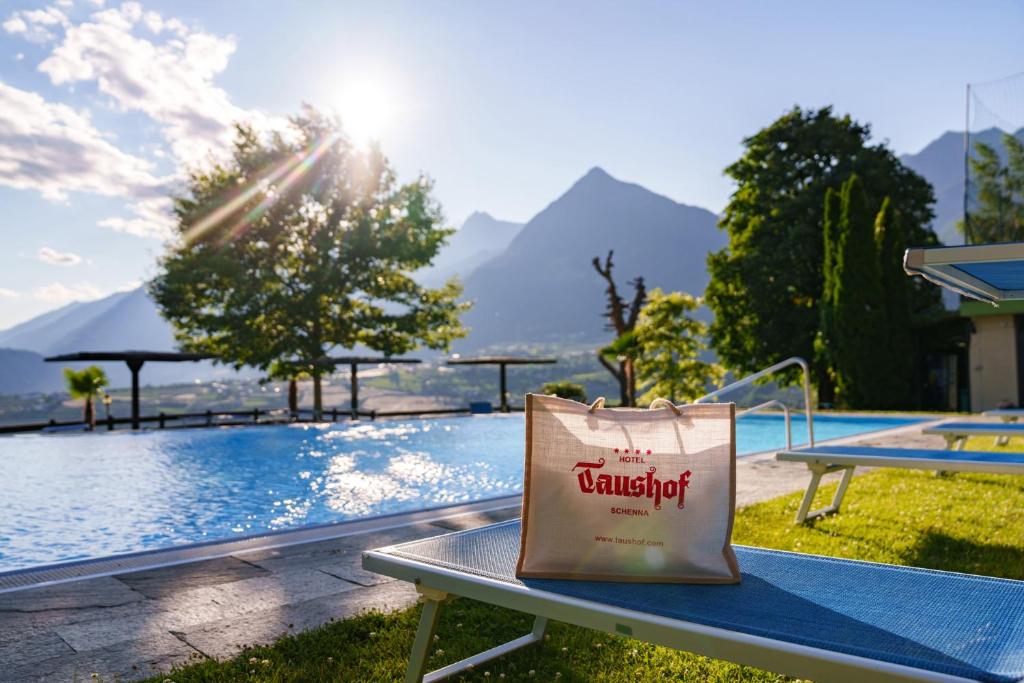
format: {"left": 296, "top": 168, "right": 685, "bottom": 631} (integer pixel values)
{"left": 516, "top": 393, "right": 740, "bottom": 583}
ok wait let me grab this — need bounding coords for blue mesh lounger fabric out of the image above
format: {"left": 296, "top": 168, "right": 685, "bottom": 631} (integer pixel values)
{"left": 382, "top": 520, "right": 1024, "bottom": 683}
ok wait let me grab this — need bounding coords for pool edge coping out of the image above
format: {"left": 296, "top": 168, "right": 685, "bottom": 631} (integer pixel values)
{"left": 0, "top": 494, "right": 522, "bottom": 595}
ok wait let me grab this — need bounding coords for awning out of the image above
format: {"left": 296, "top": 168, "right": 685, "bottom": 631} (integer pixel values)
{"left": 904, "top": 242, "right": 1024, "bottom": 304}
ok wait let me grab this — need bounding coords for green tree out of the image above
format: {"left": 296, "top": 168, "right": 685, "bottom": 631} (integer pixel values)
{"left": 706, "top": 106, "right": 938, "bottom": 394}
{"left": 63, "top": 365, "right": 108, "bottom": 429}
{"left": 873, "top": 197, "right": 914, "bottom": 407}
{"left": 829, "top": 176, "right": 888, "bottom": 408}
{"left": 541, "top": 380, "right": 587, "bottom": 403}
{"left": 633, "top": 289, "right": 723, "bottom": 405}
{"left": 960, "top": 134, "right": 1024, "bottom": 243}
{"left": 814, "top": 186, "right": 843, "bottom": 403}
{"left": 151, "top": 107, "right": 468, "bottom": 417}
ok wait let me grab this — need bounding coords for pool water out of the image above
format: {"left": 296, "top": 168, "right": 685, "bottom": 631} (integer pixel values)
{"left": 0, "top": 412, "right": 921, "bottom": 571}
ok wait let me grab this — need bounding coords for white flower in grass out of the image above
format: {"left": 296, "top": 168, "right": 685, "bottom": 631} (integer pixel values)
{"left": 528, "top": 671, "right": 536, "bottom": 677}
{"left": 433, "top": 634, "right": 440, "bottom": 642}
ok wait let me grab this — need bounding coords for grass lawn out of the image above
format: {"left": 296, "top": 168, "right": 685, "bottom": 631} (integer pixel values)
{"left": 145, "top": 437, "right": 1024, "bottom": 682}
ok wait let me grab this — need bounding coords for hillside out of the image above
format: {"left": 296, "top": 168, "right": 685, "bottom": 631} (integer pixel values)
{"left": 899, "top": 127, "right": 1023, "bottom": 245}
{"left": 0, "top": 349, "right": 66, "bottom": 394}
{"left": 0, "top": 287, "right": 254, "bottom": 392}
{"left": 456, "top": 167, "right": 724, "bottom": 349}
{"left": 418, "top": 212, "right": 524, "bottom": 287}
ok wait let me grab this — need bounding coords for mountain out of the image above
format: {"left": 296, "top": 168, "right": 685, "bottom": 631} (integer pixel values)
{"left": 418, "top": 212, "right": 524, "bottom": 287}
{"left": 0, "top": 287, "right": 256, "bottom": 392}
{"left": 900, "top": 127, "right": 1023, "bottom": 245}
{"left": 0, "top": 290, "right": 135, "bottom": 354}
{"left": 0, "top": 349, "right": 66, "bottom": 394}
{"left": 456, "top": 167, "right": 725, "bottom": 349}
{"left": 0, "top": 286, "right": 175, "bottom": 359}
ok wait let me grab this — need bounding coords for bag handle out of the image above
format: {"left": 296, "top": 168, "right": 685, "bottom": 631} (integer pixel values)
{"left": 587, "top": 397, "right": 606, "bottom": 413}
{"left": 649, "top": 397, "right": 682, "bottom": 415}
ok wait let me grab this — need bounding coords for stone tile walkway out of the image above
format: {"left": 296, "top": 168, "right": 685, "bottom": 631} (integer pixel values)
{"left": 0, "top": 421, "right": 943, "bottom": 682}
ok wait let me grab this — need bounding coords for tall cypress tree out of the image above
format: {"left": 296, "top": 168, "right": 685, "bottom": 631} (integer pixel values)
{"left": 831, "top": 175, "right": 887, "bottom": 408}
{"left": 815, "top": 187, "right": 842, "bottom": 405}
{"left": 873, "top": 198, "right": 914, "bottom": 407}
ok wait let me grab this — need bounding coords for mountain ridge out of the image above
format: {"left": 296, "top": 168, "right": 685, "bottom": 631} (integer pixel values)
{"left": 457, "top": 165, "right": 725, "bottom": 349}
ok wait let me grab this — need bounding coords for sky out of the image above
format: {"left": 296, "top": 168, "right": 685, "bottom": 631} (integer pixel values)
{"left": 0, "top": 0, "right": 1021, "bottom": 330}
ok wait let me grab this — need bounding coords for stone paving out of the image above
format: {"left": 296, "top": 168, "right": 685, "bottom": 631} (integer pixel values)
{"left": 0, "top": 422, "right": 945, "bottom": 682}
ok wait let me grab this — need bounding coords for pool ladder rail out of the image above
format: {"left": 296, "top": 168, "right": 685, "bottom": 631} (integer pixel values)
{"left": 695, "top": 356, "right": 815, "bottom": 451}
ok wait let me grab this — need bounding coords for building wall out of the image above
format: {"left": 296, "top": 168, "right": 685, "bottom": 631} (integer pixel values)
{"left": 969, "top": 314, "right": 1019, "bottom": 412}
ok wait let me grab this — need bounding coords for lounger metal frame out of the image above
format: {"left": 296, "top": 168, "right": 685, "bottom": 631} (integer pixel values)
{"left": 982, "top": 410, "right": 1022, "bottom": 446}
{"left": 778, "top": 448, "right": 1024, "bottom": 524}
{"left": 923, "top": 422, "right": 1024, "bottom": 450}
{"left": 363, "top": 546, "right": 975, "bottom": 683}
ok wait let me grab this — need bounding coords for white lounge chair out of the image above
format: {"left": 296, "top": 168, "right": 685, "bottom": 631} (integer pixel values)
{"left": 777, "top": 445, "right": 1024, "bottom": 523}
{"left": 363, "top": 519, "right": 1024, "bottom": 682}
{"left": 923, "top": 421, "right": 1024, "bottom": 450}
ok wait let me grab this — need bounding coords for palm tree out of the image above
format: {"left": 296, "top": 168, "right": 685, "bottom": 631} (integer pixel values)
{"left": 63, "top": 366, "right": 109, "bottom": 429}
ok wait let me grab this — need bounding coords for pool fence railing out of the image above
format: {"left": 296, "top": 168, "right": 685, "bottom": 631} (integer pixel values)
{"left": 0, "top": 403, "right": 529, "bottom": 435}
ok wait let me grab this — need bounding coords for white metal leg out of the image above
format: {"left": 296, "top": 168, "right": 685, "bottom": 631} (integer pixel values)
{"left": 405, "top": 583, "right": 550, "bottom": 682}
{"left": 795, "top": 463, "right": 855, "bottom": 524}
{"left": 423, "top": 615, "right": 548, "bottom": 682}
{"left": 995, "top": 415, "right": 1018, "bottom": 446}
{"left": 937, "top": 434, "right": 967, "bottom": 477}
{"left": 941, "top": 433, "right": 968, "bottom": 451}
{"left": 407, "top": 590, "right": 447, "bottom": 683}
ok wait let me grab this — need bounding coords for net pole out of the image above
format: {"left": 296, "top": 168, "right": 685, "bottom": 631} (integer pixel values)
{"left": 963, "top": 82, "right": 971, "bottom": 244}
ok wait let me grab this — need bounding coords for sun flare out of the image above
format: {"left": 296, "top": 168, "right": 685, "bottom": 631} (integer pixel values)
{"left": 329, "top": 77, "right": 401, "bottom": 148}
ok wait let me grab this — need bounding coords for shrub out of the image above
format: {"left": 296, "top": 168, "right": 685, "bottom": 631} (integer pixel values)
{"left": 541, "top": 381, "right": 587, "bottom": 403}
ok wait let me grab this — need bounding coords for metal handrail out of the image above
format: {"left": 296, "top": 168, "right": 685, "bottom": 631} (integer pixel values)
{"left": 737, "top": 399, "right": 793, "bottom": 450}
{"left": 696, "top": 356, "right": 814, "bottom": 447}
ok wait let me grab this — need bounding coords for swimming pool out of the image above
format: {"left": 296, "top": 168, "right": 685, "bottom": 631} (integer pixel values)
{"left": 0, "top": 412, "right": 921, "bottom": 571}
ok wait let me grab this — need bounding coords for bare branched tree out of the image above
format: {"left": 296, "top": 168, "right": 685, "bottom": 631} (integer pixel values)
{"left": 592, "top": 250, "right": 646, "bottom": 406}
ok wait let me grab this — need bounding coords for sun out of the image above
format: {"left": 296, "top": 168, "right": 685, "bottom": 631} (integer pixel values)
{"left": 329, "top": 77, "right": 401, "bottom": 148}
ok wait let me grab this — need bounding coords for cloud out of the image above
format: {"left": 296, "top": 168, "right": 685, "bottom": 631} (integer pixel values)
{"left": 97, "top": 195, "right": 175, "bottom": 239}
{"left": 3, "top": 16, "right": 28, "bottom": 34}
{"left": 3, "top": 3, "right": 284, "bottom": 241}
{"left": 38, "top": 3, "right": 283, "bottom": 167}
{"left": 0, "top": 288, "right": 20, "bottom": 299}
{"left": 0, "top": 81, "right": 175, "bottom": 238}
{"left": 34, "top": 280, "right": 103, "bottom": 302}
{"left": 0, "top": 81, "right": 164, "bottom": 201}
{"left": 3, "top": 6, "right": 69, "bottom": 43}
{"left": 38, "top": 246, "right": 83, "bottom": 266}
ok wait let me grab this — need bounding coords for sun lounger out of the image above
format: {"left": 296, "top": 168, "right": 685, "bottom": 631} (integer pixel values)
{"left": 923, "top": 421, "right": 1024, "bottom": 449}
{"left": 777, "top": 445, "right": 1024, "bottom": 523}
{"left": 363, "top": 519, "right": 1024, "bottom": 682}
{"left": 983, "top": 410, "right": 1024, "bottom": 445}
